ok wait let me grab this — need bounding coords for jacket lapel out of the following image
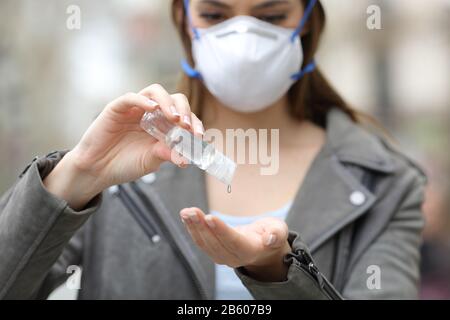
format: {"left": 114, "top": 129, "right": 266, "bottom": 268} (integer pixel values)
{"left": 285, "top": 144, "right": 377, "bottom": 252}
{"left": 285, "top": 109, "right": 396, "bottom": 252}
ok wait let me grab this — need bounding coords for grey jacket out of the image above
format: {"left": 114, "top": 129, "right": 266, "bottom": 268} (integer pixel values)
{"left": 0, "top": 108, "right": 426, "bottom": 300}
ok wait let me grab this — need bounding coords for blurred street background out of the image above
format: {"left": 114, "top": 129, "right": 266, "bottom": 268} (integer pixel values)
{"left": 0, "top": 0, "right": 449, "bottom": 299}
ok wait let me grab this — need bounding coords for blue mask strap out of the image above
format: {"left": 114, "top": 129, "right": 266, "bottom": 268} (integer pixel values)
{"left": 181, "top": 0, "right": 202, "bottom": 78}
{"left": 290, "top": 0, "right": 318, "bottom": 80}
{"left": 291, "top": 60, "right": 316, "bottom": 81}
{"left": 183, "top": 0, "right": 200, "bottom": 40}
{"left": 181, "top": 59, "right": 202, "bottom": 79}
{"left": 290, "top": 0, "right": 318, "bottom": 42}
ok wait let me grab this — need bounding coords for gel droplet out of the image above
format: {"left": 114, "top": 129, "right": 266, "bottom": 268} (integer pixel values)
{"left": 227, "top": 185, "right": 232, "bottom": 194}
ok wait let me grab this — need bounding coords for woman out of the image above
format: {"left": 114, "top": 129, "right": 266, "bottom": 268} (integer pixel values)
{"left": 0, "top": 0, "right": 426, "bottom": 299}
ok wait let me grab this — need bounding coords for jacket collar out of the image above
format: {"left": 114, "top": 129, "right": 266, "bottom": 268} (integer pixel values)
{"left": 326, "top": 108, "right": 396, "bottom": 173}
{"left": 141, "top": 107, "right": 396, "bottom": 298}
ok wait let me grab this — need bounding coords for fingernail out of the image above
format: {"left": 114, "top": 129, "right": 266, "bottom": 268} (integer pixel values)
{"left": 181, "top": 215, "right": 188, "bottom": 224}
{"left": 266, "top": 234, "right": 276, "bottom": 246}
{"left": 188, "top": 211, "right": 199, "bottom": 223}
{"left": 183, "top": 115, "right": 192, "bottom": 127}
{"left": 205, "top": 216, "right": 215, "bottom": 229}
{"left": 180, "top": 212, "right": 189, "bottom": 223}
{"left": 196, "top": 124, "right": 205, "bottom": 135}
{"left": 180, "top": 161, "right": 190, "bottom": 169}
{"left": 170, "top": 106, "right": 180, "bottom": 117}
{"left": 178, "top": 161, "right": 188, "bottom": 168}
{"left": 148, "top": 99, "right": 159, "bottom": 108}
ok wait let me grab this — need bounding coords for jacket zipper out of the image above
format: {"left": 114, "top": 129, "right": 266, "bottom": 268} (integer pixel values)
{"left": 297, "top": 249, "right": 344, "bottom": 300}
{"left": 116, "top": 185, "right": 160, "bottom": 243}
{"left": 128, "top": 181, "right": 208, "bottom": 300}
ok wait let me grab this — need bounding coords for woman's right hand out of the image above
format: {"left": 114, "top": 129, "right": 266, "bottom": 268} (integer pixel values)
{"left": 44, "top": 84, "right": 204, "bottom": 210}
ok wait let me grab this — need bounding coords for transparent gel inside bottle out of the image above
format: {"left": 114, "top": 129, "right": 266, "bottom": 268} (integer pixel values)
{"left": 140, "top": 109, "right": 237, "bottom": 186}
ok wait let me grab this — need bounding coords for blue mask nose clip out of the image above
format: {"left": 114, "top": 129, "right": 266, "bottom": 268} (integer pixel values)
{"left": 181, "top": 0, "right": 318, "bottom": 81}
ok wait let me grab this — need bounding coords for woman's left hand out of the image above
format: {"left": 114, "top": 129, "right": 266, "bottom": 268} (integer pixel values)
{"left": 180, "top": 207, "right": 292, "bottom": 282}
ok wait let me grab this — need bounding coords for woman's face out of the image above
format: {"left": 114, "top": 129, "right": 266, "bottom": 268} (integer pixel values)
{"left": 189, "top": 0, "right": 304, "bottom": 30}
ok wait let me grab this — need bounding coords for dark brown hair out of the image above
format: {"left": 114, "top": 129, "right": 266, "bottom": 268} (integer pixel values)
{"left": 171, "top": 0, "right": 359, "bottom": 127}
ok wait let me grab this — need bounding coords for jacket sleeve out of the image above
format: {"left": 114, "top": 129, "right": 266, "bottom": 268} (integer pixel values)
{"left": 0, "top": 152, "right": 101, "bottom": 299}
{"left": 235, "top": 173, "right": 426, "bottom": 300}
{"left": 234, "top": 232, "right": 336, "bottom": 300}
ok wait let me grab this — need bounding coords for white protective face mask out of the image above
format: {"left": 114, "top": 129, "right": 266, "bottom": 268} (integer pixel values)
{"left": 182, "top": 0, "right": 317, "bottom": 113}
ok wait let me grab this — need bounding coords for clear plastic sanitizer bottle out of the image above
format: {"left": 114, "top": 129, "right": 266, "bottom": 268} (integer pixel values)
{"left": 140, "top": 107, "right": 237, "bottom": 188}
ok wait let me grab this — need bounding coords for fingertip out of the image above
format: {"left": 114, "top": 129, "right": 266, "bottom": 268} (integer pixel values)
{"left": 180, "top": 207, "right": 202, "bottom": 215}
{"left": 262, "top": 227, "right": 286, "bottom": 248}
{"left": 192, "top": 207, "right": 205, "bottom": 217}
{"left": 146, "top": 98, "right": 159, "bottom": 109}
{"left": 192, "top": 123, "right": 204, "bottom": 138}
{"left": 135, "top": 95, "right": 158, "bottom": 113}
{"left": 190, "top": 113, "right": 204, "bottom": 137}
{"left": 264, "top": 233, "right": 277, "bottom": 247}
{"left": 177, "top": 115, "right": 192, "bottom": 131}
{"left": 180, "top": 207, "right": 194, "bottom": 216}
{"left": 205, "top": 215, "right": 216, "bottom": 229}
{"left": 180, "top": 213, "right": 189, "bottom": 225}
{"left": 170, "top": 105, "right": 181, "bottom": 119}
{"left": 169, "top": 149, "right": 190, "bottom": 169}
{"left": 178, "top": 161, "right": 189, "bottom": 169}
{"left": 178, "top": 156, "right": 191, "bottom": 168}
{"left": 160, "top": 108, "right": 181, "bottom": 124}
{"left": 179, "top": 209, "right": 188, "bottom": 218}
{"left": 197, "top": 125, "right": 205, "bottom": 137}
